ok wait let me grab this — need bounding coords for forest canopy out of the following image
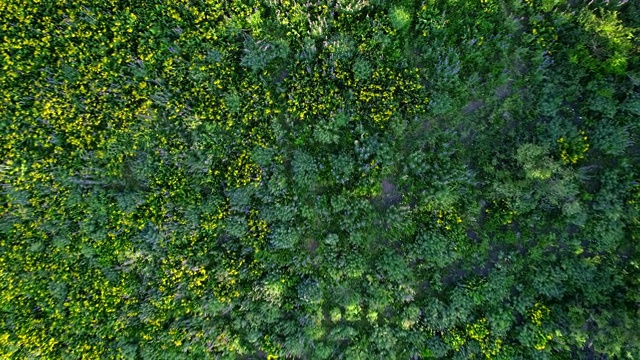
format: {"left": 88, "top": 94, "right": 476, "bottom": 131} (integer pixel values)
{"left": 1, "top": 0, "right": 639, "bottom": 358}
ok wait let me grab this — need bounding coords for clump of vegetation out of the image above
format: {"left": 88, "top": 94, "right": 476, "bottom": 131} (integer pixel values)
{"left": 1, "top": 0, "right": 639, "bottom": 358}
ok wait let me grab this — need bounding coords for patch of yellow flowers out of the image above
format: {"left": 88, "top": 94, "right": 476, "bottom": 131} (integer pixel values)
{"left": 558, "top": 130, "right": 589, "bottom": 164}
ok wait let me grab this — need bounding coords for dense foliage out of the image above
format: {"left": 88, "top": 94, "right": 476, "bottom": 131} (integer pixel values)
{"left": 1, "top": 0, "right": 639, "bottom": 358}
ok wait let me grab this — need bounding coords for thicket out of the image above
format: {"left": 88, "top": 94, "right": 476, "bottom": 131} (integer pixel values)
{"left": 1, "top": 0, "right": 639, "bottom": 358}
